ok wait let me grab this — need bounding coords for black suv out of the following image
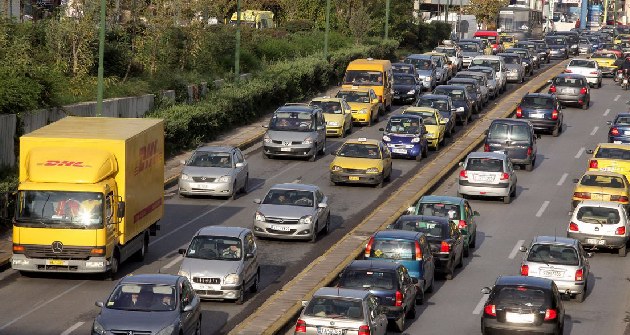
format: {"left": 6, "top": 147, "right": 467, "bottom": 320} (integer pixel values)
{"left": 337, "top": 260, "right": 419, "bottom": 332}
{"left": 484, "top": 119, "right": 539, "bottom": 171}
{"left": 481, "top": 276, "right": 566, "bottom": 335}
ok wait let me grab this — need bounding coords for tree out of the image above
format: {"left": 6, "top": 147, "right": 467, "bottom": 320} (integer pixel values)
{"left": 464, "top": 0, "right": 509, "bottom": 30}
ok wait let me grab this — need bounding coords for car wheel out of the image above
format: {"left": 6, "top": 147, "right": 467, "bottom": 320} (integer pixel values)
{"left": 464, "top": 243, "right": 470, "bottom": 258}
{"left": 422, "top": 145, "right": 428, "bottom": 158}
{"left": 230, "top": 181, "right": 239, "bottom": 200}
{"left": 309, "top": 223, "right": 318, "bottom": 243}
{"left": 445, "top": 270, "right": 454, "bottom": 280}
{"left": 329, "top": 179, "right": 337, "bottom": 186}
{"left": 462, "top": 116, "right": 468, "bottom": 126}
{"left": 503, "top": 194, "right": 512, "bottom": 204}
{"left": 582, "top": 99, "right": 589, "bottom": 110}
{"left": 308, "top": 150, "right": 317, "bottom": 162}
{"left": 319, "top": 140, "right": 326, "bottom": 155}
{"left": 241, "top": 174, "right": 249, "bottom": 194}
{"left": 236, "top": 282, "right": 245, "bottom": 304}
{"left": 394, "top": 313, "right": 405, "bottom": 332}
{"left": 133, "top": 233, "right": 149, "bottom": 262}
{"left": 433, "top": 141, "right": 439, "bottom": 152}
{"left": 250, "top": 271, "right": 260, "bottom": 293}
{"left": 456, "top": 252, "right": 464, "bottom": 268}
{"left": 194, "top": 317, "right": 201, "bottom": 335}
{"left": 575, "top": 281, "right": 586, "bottom": 303}
{"left": 598, "top": 80, "right": 602, "bottom": 88}
{"left": 263, "top": 152, "right": 271, "bottom": 159}
{"left": 426, "top": 276, "right": 435, "bottom": 293}
{"left": 406, "top": 303, "right": 416, "bottom": 319}
{"left": 525, "top": 162, "right": 533, "bottom": 172}
{"left": 619, "top": 244, "right": 627, "bottom": 257}
{"left": 415, "top": 152, "right": 423, "bottom": 161}
{"left": 552, "top": 126, "right": 560, "bottom": 137}
{"left": 469, "top": 231, "right": 477, "bottom": 248}
{"left": 416, "top": 287, "right": 425, "bottom": 305}
{"left": 107, "top": 252, "right": 120, "bottom": 281}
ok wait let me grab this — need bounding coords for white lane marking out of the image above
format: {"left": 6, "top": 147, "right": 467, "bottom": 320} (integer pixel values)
{"left": 574, "top": 147, "right": 585, "bottom": 159}
{"left": 590, "top": 126, "right": 599, "bottom": 136}
{"left": 60, "top": 322, "right": 84, "bottom": 335}
{"left": 162, "top": 244, "right": 189, "bottom": 269}
{"left": 557, "top": 173, "right": 568, "bottom": 186}
{"left": 614, "top": 95, "right": 621, "bottom": 102}
{"left": 0, "top": 281, "right": 87, "bottom": 331}
{"left": 536, "top": 201, "right": 550, "bottom": 218}
{"left": 603, "top": 108, "right": 610, "bottom": 116}
{"left": 509, "top": 240, "right": 525, "bottom": 259}
{"left": 472, "top": 296, "right": 487, "bottom": 315}
{"left": 151, "top": 162, "right": 300, "bottom": 247}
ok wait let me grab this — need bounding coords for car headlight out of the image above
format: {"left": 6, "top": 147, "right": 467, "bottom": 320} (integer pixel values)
{"left": 217, "top": 175, "right": 231, "bottom": 183}
{"left": 177, "top": 270, "right": 190, "bottom": 278}
{"left": 382, "top": 135, "right": 391, "bottom": 142}
{"left": 180, "top": 173, "right": 191, "bottom": 181}
{"left": 411, "top": 137, "right": 421, "bottom": 143}
{"left": 327, "top": 121, "right": 339, "bottom": 126}
{"left": 263, "top": 134, "right": 272, "bottom": 144}
{"left": 571, "top": 44, "right": 577, "bottom": 48}
{"left": 331, "top": 165, "right": 342, "bottom": 172}
{"left": 522, "top": 62, "right": 527, "bottom": 66}
{"left": 224, "top": 273, "right": 240, "bottom": 285}
{"left": 407, "top": 89, "right": 416, "bottom": 94}
{"left": 426, "top": 132, "right": 435, "bottom": 138}
{"left": 560, "top": 48, "right": 566, "bottom": 52}
{"left": 255, "top": 211, "right": 265, "bottom": 222}
{"left": 92, "top": 320, "right": 106, "bottom": 335}
{"left": 303, "top": 137, "right": 313, "bottom": 145}
{"left": 423, "top": 77, "right": 431, "bottom": 82}
{"left": 366, "top": 167, "right": 380, "bottom": 174}
{"left": 358, "top": 109, "right": 368, "bottom": 114}
{"left": 299, "top": 215, "right": 313, "bottom": 224}
{"left": 457, "top": 107, "right": 465, "bottom": 112}
{"left": 156, "top": 324, "right": 176, "bottom": 335}
{"left": 533, "top": 56, "right": 538, "bottom": 61}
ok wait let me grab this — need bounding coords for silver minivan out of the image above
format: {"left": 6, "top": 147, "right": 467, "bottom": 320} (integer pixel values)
{"left": 177, "top": 226, "right": 260, "bottom": 304}
{"left": 567, "top": 200, "right": 630, "bottom": 256}
{"left": 262, "top": 104, "right": 327, "bottom": 161}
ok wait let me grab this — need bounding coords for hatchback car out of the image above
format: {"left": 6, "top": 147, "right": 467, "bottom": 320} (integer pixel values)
{"left": 467, "top": 66, "right": 498, "bottom": 99}
{"left": 484, "top": 118, "right": 539, "bottom": 171}
{"left": 252, "top": 183, "right": 330, "bottom": 242}
{"left": 519, "top": 236, "right": 591, "bottom": 303}
{"left": 506, "top": 48, "right": 536, "bottom": 75}
{"left": 294, "top": 287, "right": 388, "bottom": 335}
{"left": 434, "top": 45, "right": 463, "bottom": 71}
{"left": 564, "top": 58, "right": 602, "bottom": 88}
{"left": 415, "top": 94, "right": 457, "bottom": 133}
{"left": 424, "top": 52, "right": 451, "bottom": 83}
{"left": 567, "top": 200, "right": 630, "bottom": 256}
{"left": 571, "top": 171, "right": 630, "bottom": 208}
{"left": 549, "top": 74, "right": 591, "bottom": 109}
{"left": 337, "top": 260, "right": 418, "bottom": 332}
{"left": 335, "top": 87, "right": 381, "bottom": 126}
{"left": 607, "top": 112, "right": 630, "bottom": 143}
{"left": 330, "top": 137, "right": 393, "bottom": 187}
{"left": 309, "top": 97, "right": 353, "bottom": 138}
{"left": 480, "top": 276, "right": 565, "bottom": 335}
{"left": 459, "top": 42, "right": 484, "bottom": 68}
{"left": 387, "top": 215, "right": 464, "bottom": 280}
{"left": 402, "top": 107, "right": 448, "bottom": 150}
{"left": 545, "top": 35, "right": 569, "bottom": 59}
{"left": 393, "top": 73, "right": 422, "bottom": 104}
{"left": 263, "top": 104, "right": 326, "bottom": 161}
{"left": 515, "top": 93, "right": 564, "bottom": 136}
{"left": 93, "top": 274, "right": 202, "bottom": 335}
{"left": 448, "top": 78, "right": 482, "bottom": 115}
{"left": 590, "top": 52, "right": 618, "bottom": 76}
{"left": 177, "top": 226, "right": 260, "bottom": 304}
{"left": 497, "top": 53, "right": 525, "bottom": 83}
{"left": 178, "top": 146, "right": 248, "bottom": 199}
{"left": 433, "top": 85, "right": 474, "bottom": 124}
{"left": 458, "top": 151, "right": 517, "bottom": 204}
{"left": 379, "top": 114, "right": 428, "bottom": 160}
{"left": 469, "top": 55, "right": 508, "bottom": 93}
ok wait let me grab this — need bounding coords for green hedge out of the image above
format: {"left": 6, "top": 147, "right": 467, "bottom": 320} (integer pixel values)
{"left": 150, "top": 40, "right": 399, "bottom": 154}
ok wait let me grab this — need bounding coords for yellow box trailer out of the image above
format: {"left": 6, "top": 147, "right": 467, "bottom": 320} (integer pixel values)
{"left": 12, "top": 117, "right": 164, "bottom": 277}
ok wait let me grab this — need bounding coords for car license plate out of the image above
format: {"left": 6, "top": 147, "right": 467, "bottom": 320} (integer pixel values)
{"left": 349, "top": 176, "right": 360, "bottom": 181}
{"left": 505, "top": 312, "right": 535, "bottom": 324}
{"left": 393, "top": 148, "right": 407, "bottom": 154}
{"left": 530, "top": 113, "right": 545, "bottom": 119}
{"left": 541, "top": 269, "right": 565, "bottom": 278}
{"left": 280, "top": 147, "right": 292, "bottom": 152}
{"left": 561, "top": 88, "right": 572, "bottom": 94}
{"left": 586, "top": 238, "right": 606, "bottom": 245}
{"left": 270, "top": 225, "right": 291, "bottom": 231}
{"left": 46, "top": 259, "right": 68, "bottom": 266}
{"left": 474, "top": 175, "right": 494, "bottom": 182}
{"left": 591, "top": 194, "right": 603, "bottom": 200}
{"left": 317, "top": 327, "right": 343, "bottom": 335}
{"left": 192, "top": 183, "right": 212, "bottom": 189}
{"left": 614, "top": 141, "right": 623, "bottom": 144}
{"left": 195, "top": 284, "right": 220, "bottom": 291}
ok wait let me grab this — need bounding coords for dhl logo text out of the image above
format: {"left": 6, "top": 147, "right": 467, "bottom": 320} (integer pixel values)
{"left": 41, "top": 160, "right": 86, "bottom": 167}
{"left": 135, "top": 140, "right": 160, "bottom": 175}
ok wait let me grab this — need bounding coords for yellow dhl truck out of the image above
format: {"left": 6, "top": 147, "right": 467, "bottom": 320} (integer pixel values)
{"left": 11, "top": 117, "right": 164, "bottom": 277}
{"left": 229, "top": 10, "right": 275, "bottom": 29}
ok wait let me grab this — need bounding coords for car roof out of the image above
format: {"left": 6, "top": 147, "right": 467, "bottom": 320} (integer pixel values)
{"left": 532, "top": 235, "right": 578, "bottom": 247}
{"left": 269, "top": 183, "right": 320, "bottom": 192}
{"left": 346, "top": 260, "right": 402, "bottom": 272}
{"left": 276, "top": 105, "right": 320, "bottom": 114}
{"left": 404, "top": 107, "right": 439, "bottom": 113}
{"left": 449, "top": 78, "right": 477, "bottom": 84}
{"left": 196, "top": 226, "right": 249, "bottom": 238}
{"left": 392, "top": 62, "right": 413, "bottom": 67}
{"left": 120, "top": 274, "right": 181, "bottom": 285}
{"left": 496, "top": 53, "right": 520, "bottom": 57}
{"left": 390, "top": 114, "right": 421, "bottom": 120}
{"left": 495, "top": 275, "right": 554, "bottom": 289}
{"left": 196, "top": 146, "right": 236, "bottom": 153}
{"left": 419, "top": 94, "right": 450, "bottom": 100}
{"left": 406, "top": 54, "right": 433, "bottom": 60}
{"left": 435, "top": 85, "right": 467, "bottom": 91}
{"left": 576, "top": 200, "right": 625, "bottom": 208}
{"left": 457, "top": 71, "right": 483, "bottom": 76}
{"left": 344, "top": 138, "right": 381, "bottom": 146}
{"left": 374, "top": 229, "right": 424, "bottom": 239}
{"left": 582, "top": 170, "right": 626, "bottom": 178}
{"left": 555, "top": 73, "right": 587, "bottom": 79}
{"left": 338, "top": 87, "right": 374, "bottom": 93}
{"left": 468, "top": 66, "right": 494, "bottom": 71}
{"left": 467, "top": 151, "right": 507, "bottom": 160}
{"left": 491, "top": 118, "right": 531, "bottom": 126}
{"left": 472, "top": 55, "right": 502, "bottom": 60}
{"left": 311, "top": 97, "right": 345, "bottom": 103}
{"left": 569, "top": 58, "right": 595, "bottom": 63}
{"left": 523, "top": 93, "right": 555, "bottom": 99}
{"left": 614, "top": 112, "right": 630, "bottom": 118}
{"left": 398, "top": 215, "right": 450, "bottom": 224}
{"left": 313, "top": 287, "right": 371, "bottom": 300}
{"left": 596, "top": 143, "right": 630, "bottom": 150}
{"left": 419, "top": 195, "right": 464, "bottom": 204}
{"left": 394, "top": 73, "right": 417, "bottom": 78}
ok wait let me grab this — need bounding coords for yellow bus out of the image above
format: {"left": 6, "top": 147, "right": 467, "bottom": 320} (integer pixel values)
{"left": 341, "top": 58, "right": 393, "bottom": 114}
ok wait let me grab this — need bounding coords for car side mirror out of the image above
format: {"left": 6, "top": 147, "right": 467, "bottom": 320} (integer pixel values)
{"left": 117, "top": 201, "right": 125, "bottom": 218}
{"left": 451, "top": 108, "right": 457, "bottom": 113}
{"left": 519, "top": 246, "right": 527, "bottom": 252}
{"left": 484, "top": 129, "right": 489, "bottom": 135}
{"left": 253, "top": 199, "right": 261, "bottom": 204}
{"left": 246, "top": 252, "right": 255, "bottom": 259}
{"left": 586, "top": 252, "right": 594, "bottom": 258}
{"left": 372, "top": 99, "right": 379, "bottom": 104}
{"left": 481, "top": 287, "right": 491, "bottom": 294}
{"left": 183, "top": 304, "right": 195, "bottom": 312}
{"left": 406, "top": 206, "right": 415, "bottom": 214}
{"left": 330, "top": 151, "right": 336, "bottom": 156}
{"left": 301, "top": 300, "right": 309, "bottom": 307}
{"left": 378, "top": 127, "right": 385, "bottom": 131}
{"left": 178, "top": 248, "right": 187, "bottom": 255}
{"left": 607, "top": 121, "right": 612, "bottom": 125}
{"left": 317, "top": 126, "right": 325, "bottom": 130}
{"left": 586, "top": 149, "right": 594, "bottom": 154}
{"left": 235, "top": 162, "right": 245, "bottom": 168}
{"left": 440, "top": 118, "right": 448, "bottom": 124}
{"left": 180, "top": 159, "right": 186, "bottom": 165}
{"left": 459, "top": 161, "right": 464, "bottom": 167}
{"left": 317, "top": 203, "right": 328, "bottom": 209}
{"left": 262, "top": 124, "right": 269, "bottom": 128}
{"left": 547, "top": 79, "right": 552, "bottom": 84}
{"left": 411, "top": 277, "right": 419, "bottom": 284}
{"left": 95, "top": 301, "right": 104, "bottom": 308}
{"left": 572, "top": 178, "right": 580, "bottom": 183}
{"left": 473, "top": 210, "right": 480, "bottom": 216}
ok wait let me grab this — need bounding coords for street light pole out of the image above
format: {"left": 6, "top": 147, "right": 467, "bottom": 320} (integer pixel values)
{"left": 234, "top": 0, "right": 242, "bottom": 81}
{"left": 96, "top": 0, "right": 106, "bottom": 115}
{"left": 385, "top": 0, "right": 390, "bottom": 40}
{"left": 324, "top": 0, "right": 331, "bottom": 59}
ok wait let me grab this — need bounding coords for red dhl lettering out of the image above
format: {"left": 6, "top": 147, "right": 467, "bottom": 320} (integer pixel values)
{"left": 134, "top": 140, "right": 160, "bottom": 176}
{"left": 42, "top": 160, "right": 85, "bottom": 167}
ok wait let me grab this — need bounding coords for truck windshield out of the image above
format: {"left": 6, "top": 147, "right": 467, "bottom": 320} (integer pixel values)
{"left": 16, "top": 191, "right": 104, "bottom": 228}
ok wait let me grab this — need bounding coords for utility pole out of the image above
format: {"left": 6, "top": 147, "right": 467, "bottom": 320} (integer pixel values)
{"left": 603, "top": 0, "right": 609, "bottom": 25}
{"left": 579, "top": 0, "right": 587, "bottom": 29}
{"left": 385, "top": 0, "right": 390, "bottom": 40}
{"left": 445, "top": 0, "right": 449, "bottom": 24}
{"left": 96, "top": 0, "right": 106, "bottom": 115}
{"left": 324, "top": 0, "right": 331, "bottom": 59}
{"left": 234, "top": 0, "right": 241, "bottom": 81}
{"left": 614, "top": 0, "right": 617, "bottom": 26}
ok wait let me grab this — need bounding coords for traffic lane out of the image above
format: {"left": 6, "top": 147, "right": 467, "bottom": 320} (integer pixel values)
{"left": 400, "top": 78, "right": 630, "bottom": 335}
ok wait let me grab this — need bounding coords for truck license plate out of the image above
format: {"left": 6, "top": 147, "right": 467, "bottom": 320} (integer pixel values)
{"left": 46, "top": 259, "right": 68, "bottom": 266}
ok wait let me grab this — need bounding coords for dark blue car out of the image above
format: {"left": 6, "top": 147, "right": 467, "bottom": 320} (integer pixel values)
{"left": 380, "top": 114, "right": 429, "bottom": 161}
{"left": 608, "top": 113, "right": 630, "bottom": 143}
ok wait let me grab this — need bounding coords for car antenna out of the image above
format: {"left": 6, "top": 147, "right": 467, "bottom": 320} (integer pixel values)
{"left": 554, "top": 225, "right": 557, "bottom": 242}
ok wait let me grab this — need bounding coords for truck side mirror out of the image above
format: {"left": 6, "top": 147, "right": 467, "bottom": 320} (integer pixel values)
{"left": 117, "top": 201, "right": 126, "bottom": 218}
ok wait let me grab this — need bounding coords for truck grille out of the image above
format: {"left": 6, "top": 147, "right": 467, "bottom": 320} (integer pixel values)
{"left": 24, "top": 245, "right": 92, "bottom": 260}
{"left": 193, "top": 277, "right": 220, "bottom": 284}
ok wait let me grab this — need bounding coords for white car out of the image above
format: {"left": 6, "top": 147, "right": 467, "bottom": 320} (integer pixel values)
{"left": 457, "top": 152, "right": 518, "bottom": 204}
{"left": 567, "top": 200, "right": 630, "bottom": 256}
{"left": 470, "top": 55, "right": 508, "bottom": 94}
{"left": 564, "top": 58, "right": 602, "bottom": 88}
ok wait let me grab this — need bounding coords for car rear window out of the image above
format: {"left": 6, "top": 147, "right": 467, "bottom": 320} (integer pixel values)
{"left": 580, "top": 174, "right": 625, "bottom": 188}
{"left": 404, "top": 111, "right": 437, "bottom": 125}
{"left": 470, "top": 59, "right": 500, "bottom": 72}
{"left": 418, "top": 202, "right": 460, "bottom": 219}
{"left": 434, "top": 88, "right": 465, "bottom": 100}
{"left": 393, "top": 64, "right": 414, "bottom": 75}
{"left": 416, "top": 98, "right": 448, "bottom": 112}
{"left": 520, "top": 96, "right": 554, "bottom": 108}
{"left": 370, "top": 239, "right": 416, "bottom": 260}
{"left": 577, "top": 206, "right": 620, "bottom": 224}
{"left": 495, "top": 287, "right": 547, "bottom": 308}
{"left": 310, "top": 101, "right": 343, "bottom": 114}
{"left": 614, "top": 116, "right": 630, "bottom": 125}
{"left": 594, "top": 147, "right": 630, "bottom": 160}
{"left": 527, "top": 244, "right": 579, "bottom": 266}
{"left": 554, "top": 77, "right": 584, "bottom": 87}
{"left": 466, "top": 158, "right": 503, "bottom": 172}
{"left": 488, "top": 123, "right": 530, "bottom": 141}
{"left": 394, "top": 75, "right": 416, "bottom": 85}
{"left": 339, "top": 270, "right": 396, "bottom": 290}
{"left": 304, "top": 297, "right": 364, "bottom": 320}
{"left": 388, "top": 218, "right": 446, "bottom": 238}
{"left": 503, "top": 56, "right": 520, "bottom": 64}
{"left": 569, "top": 60, "right": 596, "bottom": 68}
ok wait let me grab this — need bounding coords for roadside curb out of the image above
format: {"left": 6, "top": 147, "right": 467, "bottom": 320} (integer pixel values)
{"left": 229, "top": 60, "right": 569, "bottom": 335}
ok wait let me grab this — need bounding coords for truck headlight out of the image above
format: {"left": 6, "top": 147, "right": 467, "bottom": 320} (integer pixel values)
{"left": 358, "top": 109, "right": 367, "bottom": 114}
{"left": 327, "top": 121, "right": 339, "bottom": 126}
{"left": 366, "top": 167, "right": 380, "bottom": 174}
{"left": 331, "top": 165, "right": 342, "bottom": 172}
{"left": 181, "top": 174, "right": 191, "bottom": 180}
{"left": 299, "top": 215, "right": 313, "bottom": 224}
{"left": 255, "top": 211, "right": 265, "bottom": 222}
{"left": 217, "top": 175, "right": 231, "bottom": 183}
{"left": 92, "top": 321, "right": 106, "bottom": 335}
{"left": 407, "top": 89, "right": 416, "bottom": 94}
{"left": 156, "top": 324, "right": 176, "bottom": 335}
{"left": 303, "top": 137, "right": 313, "bottom": 145}
{"left": 411, "top": 137, "right": 421, "bottom": 143}
{"left": 224, "top": 273, "right": 240, "bottom": 285}
{"left": 382, "top": 135, "right": 391, "bottom": 142}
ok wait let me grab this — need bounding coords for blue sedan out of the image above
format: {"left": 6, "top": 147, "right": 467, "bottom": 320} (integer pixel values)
{"left": 608, "top": 113, "right": 630, "bottom": 143}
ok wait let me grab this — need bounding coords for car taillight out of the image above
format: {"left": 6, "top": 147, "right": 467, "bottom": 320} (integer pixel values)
{"left": 378, "top": 95, "right": 383, "bottom": 103}
{"left": 616, "top": 226, "right": 626, "bottom": 235}
{"left": 564, "top": 69, "right": 572, "bottom": 73}
{"left": 520, "top": 264, "right": 529, "bottom": 276}
{"left": 573, "top": 192, "right": 591, "bottom": 199}
{"left": 551, "top": 110, "right": 559, "bottom": 120}
{"left": 484, "top": 304, "right": 496, "bottom": 316}
{"left": 500, "top": 172, "right": 509, "bottom": 180}
{"left": 611, "top": 127, "right": 620, "bottom": 136}
{"left": 549, "top": 85, "right": 557, "bottom": 93}
{"left": 295, "top": 319, "right": 307, "bottom": 333}
{"left": 575, "top": 268, "right": 584, "bottom": 281}
{"left": 484, "top": 144, "right": 490, "bottom": 152}
{"left": 440, "top": 241, "right": 451, "bottom": 252}
{"left": 365, "top": 236, "right": 375, "bottom": 258}
{"left": 611, "top": 195, "right": 630, "bottom": 202}
{"left": 460, "top": 170, "right": 468, "bottom": 179}
{"left": 589, "top": 160, "right": 598, "bottom": 169}
{"left": 569, "top": 222, "right": 579, "bottom": 231}
{"left": 358, "top": 325, "right": 371, "bottom": 335}
{"left": 516, "top": 106, "right": 523, "bottom": 118}
{"left": 580, "top": 87, "right": 588, "bottom": 95}
{"left": 458, "top": 220, "right": 467, "bottom": 229}
{"left": 544, "top": 308, "right": 558, "bottom": 320}
{"left": 395, "top": 290, "right": 403, "bottom": 307}
{"left": 415, "top": 241, "right": 423, "bottom": 259}
{"left": 527, "top": 147, "right": 532, "bottom": 156}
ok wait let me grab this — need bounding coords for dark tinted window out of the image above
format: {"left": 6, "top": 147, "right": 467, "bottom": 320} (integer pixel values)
{"left": 339, "top": 270, "right": 396, "bottom": 290}
{"left": 528, "top": 244, "right": 579, "bottom": 266}
{"left": 404, "top": 111, "right": 437, "bottom": 125}
{"left": 494, "top": 287, "right": 547, "bottom": 308}
{"left": 418, "top": 202, "right": 460, "bottom": 219}
{"left": 434, "top": 88, "right": 466, "bottom": 100}
{"left": 554, "top": 77, "right": 584, "bottom": 87}
{"left": 392, "top": 64, "right": 415, "bottom": 75}
{"left": 520, "top": 96, "right": 554, "bottom": 108}
{"left": 388, "top": 218, "right": 446, "bottom": 238}
{"left": 466, "top": 158, "right": 504, "bottom": 172}
{"left": 470, "top": 59, "right": 500, "bottom": 72}
{"left": 304, "top": 297, "right": 364, "bottom": 320}
{"left": 594, "top": 147, "right": 630, "bottom": 160}
{"left": 394, "top": 75, "right": 416, "bottom": 85}
{"left": 405, "top": 58, "right": 433, "bottom": 70}
{"left": 503, "top": 56, "right": 520, "bottom": 64}
{"left": 569, "top": 59, "right": 596, "bottom": 68}
{"left": 416, "top": 98, "right": 448, "bottom": 112}
{"left": 370, "top": 239, "right": 415, "bottom": 260}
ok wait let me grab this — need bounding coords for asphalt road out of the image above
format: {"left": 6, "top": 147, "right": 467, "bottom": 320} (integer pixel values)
{"left": 0, "top": 59, "right": 567, "bottom": 335}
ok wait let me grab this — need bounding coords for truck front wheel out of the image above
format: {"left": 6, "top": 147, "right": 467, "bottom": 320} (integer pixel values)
{"left": 107, "top": 251, "right": 120, "bottom": 281}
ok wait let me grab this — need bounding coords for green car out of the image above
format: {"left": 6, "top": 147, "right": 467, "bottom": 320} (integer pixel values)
{"left": 407, "top": 195, "right": 479, "bottom": 257}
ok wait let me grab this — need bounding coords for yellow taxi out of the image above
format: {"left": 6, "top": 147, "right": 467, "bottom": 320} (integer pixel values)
{"left": 572, "top": 171, "right": 630, "bottom": 208}
{"left": 309, "top": 97, "right": 354, "bottom": 138}
{"left": 329, "top": 137, "right": 393, "bottom": 188}
{"left": 402, "top": 107, "right": 446, "bottom": 150}
{"left": 500, "top": 33, "right": 516, "bottom": 49}
{"left": 587, "top": 143, "right": 630, "bottom": 181}
{"left": 590, "top": 52, "right": 618, "bottom": 76}
{"left": 335, "top": 87, "right": 381, "bottom": 126}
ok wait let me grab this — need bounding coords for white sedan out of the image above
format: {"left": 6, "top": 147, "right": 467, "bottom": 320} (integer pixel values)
{"left": 564, "top": 58, "right": 602, "bottom": 88}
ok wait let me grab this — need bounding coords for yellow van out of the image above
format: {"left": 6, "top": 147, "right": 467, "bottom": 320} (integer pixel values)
{"left": 229, "top": 10, "right": 275, "bottom": 29}
{"left": 342, "top": 58, "right": 393, "bottom": 114}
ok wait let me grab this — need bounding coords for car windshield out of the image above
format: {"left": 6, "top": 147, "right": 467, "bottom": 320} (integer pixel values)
{"left": 16, "top": 191, "right": 104, "bottom": 228}
{"left": 405, "top": 111, "right": 437, "bottom": 125}
{"left": 460, "top": 44, "right": 479, "bottom": 52}
{"left": 466, "top": 158, "right": 504, "bottom": 172}
{"left": 450, "top": 81, "right": 476, "bottom": 93}
{"left": 106, "top": 283, "right": 176, "bottom": 312}
{"left": 405, "top": 58, "right": 433, "bottom": 70}
{"left": 580, "top": 174, "right": 625, "bottom": 188}
{"left": 394, "top": 75, "right": 416, "bottom": 85}
{"left": 388, "top": 218, "right": 446, "bottom": 238}
{"left": 520, "top": 96, "right": 554, "bottom": 108}
{"left": 386, "top": 117, "right": 422, "bottom": 134}
{"left": 434, "top": 88, "right": 466, "bottom": 101}
{"left": 185, "top": 236, "right": 243, "bottom": 261}
{"left": 369, "top": 239, "right": 416, "bottom": 260}
{"left": 304, "top": 297, "right": 364, "bottom": 320}
{"left": 577, "top": 206, "right": 620, "bottom": 224}
{"left": 503, "top": 56, "right": 520, "bottom": 64}
{"left": 546, "top": 37, "right": 566, "bottom": 45}
{"left": 339, "top": 270, "right": 396, "bottom": 290}
{"left": 269, "top": 111, "right": 315, "bottom": 132}
{"left": 262, "top": 189, "right": 314, "bottom": 207}
{"left": 615, "top": 116, "right": 630, "bottom": 125}
{"left": 393, "top": 64, "right": 414, "bottom": 74}
{"left": 416, "top": 98, "right": 448, "bottom": 112}
{"left": 188, "top": 151, "right": 232, "bottom": 168}
{"left": 594, "top": 147, "right": 630, "bottom": 160}
{"left": 554, "top": 77, "right": 584, "bottom": 87}
{"left": 470, "top": 59, "right": 500, "bottom": 72}
{"left": 569, "top": 60, "right": 596, "bottom": 68}
{"left": 495, "top": 287, "right": 546, "bottom": 308}
{"left": 311, "top": 101, "right": 343, "bottom": 114}
{"left": 527, "top": 244, "right": 579, "bottom": 266}
{"left": 488, "top": 123, "right": 530, "bottom": 141}
{"left": 501, "top": 36, "right": 514, "bottom": 43}
{"left": 336, "top": 91, "right": 371, "bottom": 103}
{"left": 343, "top": 70, "right": 383, "bottom": 86}
{"left": 435, "top": 48, "right": 456, "bottom": 56}
{"left": 593, "top": 53, "right": 616, "bottom": 59}
{"left": 418, "top": 202, "right": 460, "bottom": 219}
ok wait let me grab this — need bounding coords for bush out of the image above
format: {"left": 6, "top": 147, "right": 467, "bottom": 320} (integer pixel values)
{"left": 284, "top": 19, "right": 314, "bottom": 33}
